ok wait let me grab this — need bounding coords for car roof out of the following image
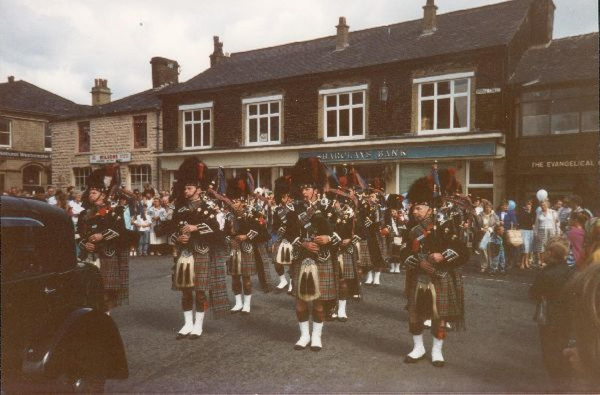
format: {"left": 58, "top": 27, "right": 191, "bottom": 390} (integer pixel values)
{"left": 1, "top": 196, "right": 72, "bottom": 227}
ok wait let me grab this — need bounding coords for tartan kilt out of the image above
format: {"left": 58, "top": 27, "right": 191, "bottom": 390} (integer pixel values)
{"left": 171, "top": 251, "right": 210, "bottom": 291}
{"left": 358, "top": 240, "right": 371, "bottom": 269}
{"left": 291, "top": 256, "right": 337, "bottom": 301}
{"left": 377, "top": 234, "right": 388, "bottom": 260}
{"left": 99, "top": 249, "right": 129, "bottom": 306}
{"left": 341, "top": 249, "right": 356, "bottom": 280}
{"left": 271, "top": 240, "right": 281, "bottom": 263}
{"left": 406, "top": 270, "right": 465, "bottom": 323}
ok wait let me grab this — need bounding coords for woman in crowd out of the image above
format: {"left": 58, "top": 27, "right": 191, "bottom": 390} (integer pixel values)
{"left": 135, "top": 205, "right": 151, "bottom": 256}
{"left": 565, "top": 212, "right": 589, "bottom": 269}
{"left": 534, "top": 200, "right": 560, "bottom": 267}
{"left": 476, "top": 201, "right": 500, "bottom": 274}
{"left": 147, "top": 197, "right": 167, "bottom": 256}
{"left": 518, "top": 199, "right": 536, "bottom": 269}
{"left": 529, "top": 237, "right": 574, "bottom": 390}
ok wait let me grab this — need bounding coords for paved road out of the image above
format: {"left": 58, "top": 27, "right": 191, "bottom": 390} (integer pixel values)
{"left": 106, "top": 255, "right": 553, "bottom": 393}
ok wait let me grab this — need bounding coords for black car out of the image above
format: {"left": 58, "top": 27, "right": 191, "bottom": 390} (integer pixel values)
{"left": 1, "top": 196, "right": 128, "bottom": 393}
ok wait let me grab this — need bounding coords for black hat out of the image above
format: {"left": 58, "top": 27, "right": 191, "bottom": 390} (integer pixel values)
{"left": 172, "top": 156, "right": 209, "bottom": 204}
{"left": 226, "top": 176, "right": 250, "bottom": 201}
{"left": 386, "top": 194, "right": 404, "bottom": 210}
{"left": 292, "top": 157, "right": 328, "bottom": 193}
{"left": 274, "top": 175, "right": 292, "bottom": 204}
{"left": 406, "top": 166, "right": 462, "bottom": 206}
{"left": 85, "top": 165, "right": 119, "bottom": 194}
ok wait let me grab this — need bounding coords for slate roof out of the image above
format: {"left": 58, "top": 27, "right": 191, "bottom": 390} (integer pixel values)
{"left": 510, "top": 32, "right": 599, "bottom": 86}
{"left": 164, "top": 0, "right": 535, "bottom": 95}
{"left": 0, "top": 80, "right": 79, "bottom": 117}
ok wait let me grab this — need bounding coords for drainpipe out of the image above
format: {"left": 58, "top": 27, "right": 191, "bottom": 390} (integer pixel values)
{"left": 155, "top": 108, "right": 161, "bottom": 192}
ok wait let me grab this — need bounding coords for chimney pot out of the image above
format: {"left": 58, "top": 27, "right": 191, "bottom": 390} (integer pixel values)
{"left": 336, "top": 16, "right": 349, "bottom": 51}
{"left": 210, "top": 36, "right": 225, "bottom": 67}
{"left": 422, "top": 0, "right": 438, "bottom": 34}
{"left": 8, "top": 76, "right": 15, "bottom": 83}
{"left": 150, "top": 57, "right": 180, "bottom": 88}
{"left": 91, "top": 78, "right": 111, "bottom": 106}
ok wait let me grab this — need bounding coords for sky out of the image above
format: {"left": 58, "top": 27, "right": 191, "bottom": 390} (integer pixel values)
{"left": 1, "top": 0, "right": 598, "bottom": 104}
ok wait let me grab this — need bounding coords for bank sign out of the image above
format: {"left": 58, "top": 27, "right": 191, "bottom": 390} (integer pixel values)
{"left": 301, "top": 142, "right": 496, "bottom": 162}
{"left": 90, "top": 152, "right": 132, "bottom": 164}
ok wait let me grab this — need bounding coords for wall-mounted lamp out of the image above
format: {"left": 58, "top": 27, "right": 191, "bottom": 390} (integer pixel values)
{"left": 379, "top": 80, "right": 389, "bottom": 102}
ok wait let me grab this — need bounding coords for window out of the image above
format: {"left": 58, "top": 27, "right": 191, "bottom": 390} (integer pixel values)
{"left": 78, "top": 121, "right": 90, "bottom": 153}
{"left": 133, "top": 115, "right": 147, "bottom": 149}
{"left": 73, "top": 167, "right": 92, "bottom": 191}
{"left": 130, "top": 164, "right": 152, "bottom": 192}
{"left": 0, "top": 117, "right": 11, "bottom": 147}
{"left": 22, "top": 165, "right": 42, "bottom": 190}
{"left": 415, "top": 72, "right": 473, "bottom": 134}
{"left": 44, "top": 124, "right": 51, "bottom": 151}
{"left": 180, "top": 102, "right": 212, "bottom": 149}
{"left": 243, "top": 95, "right": 282, "bottom": 145}
{"left": 320, "top": 85, "right": 366, "bottom": 141}
{"left": 520, "top": 86, "right": 599, "bottom": 137}
{"left": 467, "top": 160, "right": 493, "bottom": 202}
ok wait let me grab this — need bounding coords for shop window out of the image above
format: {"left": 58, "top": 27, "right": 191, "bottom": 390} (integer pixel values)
{"left": 22, "top": 165, "right": 42, "bottom": 190}
{"left": 320, "top": 85, "right": 366, "bottom": 142}
{"left": 415, "top": 72, "right": 472, "bottom": 135}
{"left": 519, "top": 86, "right": 599, "bottom": 137}
{"left": 130, "top": 164, "right": 152, "bottom": 192}
{"left": 0, "top": 117, "right": 11, "bottom": 147}
{"left": 467, "top": 160, "right": 493, "bottom": 201}
{"left": 243, "top": 95, "right": 282, "bottom": 146}
{"left": 44, "top": 124, "right": 51, "bottom": 151}
{"left": 133, "top": 115, "right": 148, "bottom": 149}
{"left": 73, "top": 167, "right": 92, "bottom": 191}
{"left": 78, "top": 121, "right": 90, "bottom": 153}
{"left": 180, "top": 102, "right": 212, "bottom": 149}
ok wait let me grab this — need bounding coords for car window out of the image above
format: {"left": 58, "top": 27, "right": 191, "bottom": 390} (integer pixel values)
{"left": 1, "top": 218, "right": 47, "bottom": 282}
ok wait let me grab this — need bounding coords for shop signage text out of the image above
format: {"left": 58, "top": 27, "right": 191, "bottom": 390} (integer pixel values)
{"left": 302, "top": 143, "right": 496, "bottom": 163}
{"left": 90, "top": 152, "right": 132, "bottom": 164}
{"left": 0, "top": 150, "right": 51, "bottom": 160}
{"left": 476, "top": 87, "right": 501, "bottom": 95}
{"left": 529, "top": 159, "right": 597, "bottom": 169}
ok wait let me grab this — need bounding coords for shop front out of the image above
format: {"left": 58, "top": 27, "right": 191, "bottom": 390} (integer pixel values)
{"left": 0, "top": 150, "right": 51, "bottom": 193}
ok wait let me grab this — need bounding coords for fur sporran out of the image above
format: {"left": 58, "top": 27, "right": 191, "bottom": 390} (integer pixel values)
{"left": 174, "top": 253, "right": 195, "bottom": 288}
{"left": 297, "top": 258, "right": 320, "bottom": 302}
{"left": 227, "top": 249, "right": 242, "bottom": 276}
{"left": 276, "top": 240, "right": 293, "bottom": 265}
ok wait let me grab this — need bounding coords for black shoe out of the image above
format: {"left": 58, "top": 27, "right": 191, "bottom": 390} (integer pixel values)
{"left": 432, "top": 360, "right": 445, "bottom": 368}
{"left": 189, "top": 334, "right": 201, "bottom": 340}
{"left": 175, "top": 333, "right": 190, "bottom": 340}
{"left": 337, "top": 316, "right": 348, "bottom": 323}
{"left": 294, "top": 344, "right": 308, "bottom": 351}
{"left": 404, "top": 354, "right": 425, "bottom": 364}
{"left": 310, "top": 346, "right": 322, "bottom": 352}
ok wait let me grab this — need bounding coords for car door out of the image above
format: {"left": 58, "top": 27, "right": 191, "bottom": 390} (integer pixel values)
{"left": 0, "top": 217, "right": 64, "bottom": 377}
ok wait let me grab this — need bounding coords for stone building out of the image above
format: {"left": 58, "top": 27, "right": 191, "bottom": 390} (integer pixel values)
{"left": 51, "top": 57, "right": 179, "bottom": 193}
{"left": 157, "top": 0, "right": 558, "bottom": 205}
{"left": 507, "top": 32, "right": 599, "bottom": 210}
{"left": 0, "top": 77, "right": 79, "bottom": 193}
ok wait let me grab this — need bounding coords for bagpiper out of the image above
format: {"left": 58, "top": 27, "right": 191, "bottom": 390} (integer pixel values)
{"left": 356, "top": 183, "right": 386, "bottom": 286}
{"left": 170, "top": 157, "right": 229, "bottom": 340}
{"left": 383, "top": 194, "right": 409, "bottom": 274}
{"left": 290, "top": 157, "right": 339, "bottom": 351}
{"left": 77, "top": 165, "right": 130, "bottom": 313}
{"left": 402, "top": 164, "right": 469, "bottom": 367}
{"left": 271, "top": 175, "right": 297, "bottom": 293}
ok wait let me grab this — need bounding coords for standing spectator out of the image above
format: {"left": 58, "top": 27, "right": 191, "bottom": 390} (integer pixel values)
{"left": 147, "top": 197, "right": 167, "bottom": 256}
{"left": 534, "top": 200, "right": 560, "bottom": 267}
{"left": 518, "top": 199, "right": 536, "bottom": 270}
{"left": 579, "top": 217, "right": 600, "bottom": 271}
{"left": 498, "top": 200, "right": 519, "bottom": 270}
{"left": 135, "top": 206, "right": 151, "bottom": 256}
{"left": 46, "top": 186, "right": 57, "bottom": 205}
{"left": 161, "top": 196, "right": 175, "bottom": 256}
{"left": 557, "top": 196, "right": 572, "bottom": 233}
{"left": 475, "top": 202, "right": 500, "bottom": 273}
{"left": 566, "top": 212, "right": 589, "bottom": 270}
{"left": 68, "top": 191, "right": 85, "bottom": 228}
{"left": 569, "top": 195, "right": 593, "bottom": 222}
{"left": 489, "top": 224, "right": 506, "bottom": 275}
{"left": 55, "top": 189, "right": 70, "bottom": 212}
{"left": 529, "top": 237, "right": 573, "bottom": 390}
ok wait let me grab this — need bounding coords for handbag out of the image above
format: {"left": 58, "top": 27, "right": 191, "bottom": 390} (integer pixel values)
{"left": 506, "top": 227, "right": 523, "bottom": 247}
{"left": 533, "top": 297, "right": 548, "bottom": 326}
{"left": 479, "top": 230, "right": 491, "bottom": 250}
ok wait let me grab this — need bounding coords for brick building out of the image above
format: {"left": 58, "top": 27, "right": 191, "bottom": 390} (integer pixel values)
{"left": 507, "top": 32, "right": 599, "bottom": 210}
{"left": 0, "top": 77, "right": 79, "bottom": 193}
{"left": 51, "top": 57, "right": 179, "bottom": 192}
{"left": 158, "top": 0, "right": 557, "bottom": 205}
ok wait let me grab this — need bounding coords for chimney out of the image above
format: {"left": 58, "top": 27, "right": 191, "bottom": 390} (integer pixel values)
{"left": 209, "top": 36, "right": 225, "bottom": 67}
{"left": 336, "top": 17, "right": 349, "bottom": 50}
{"left": 8, "top": 76, "right": 15, "bottom": 83}
{"left": 91, "top": 79, "right": 111, "bottom": 106}
{"left": 150, "top": 57, "right": 180, "bottom": 88}
{"left": 422, "top": 0, "right": 438, "bottom": 34}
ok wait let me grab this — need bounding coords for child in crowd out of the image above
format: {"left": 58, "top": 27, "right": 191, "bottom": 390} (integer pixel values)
{"left": 489, "top": 224, "right": 506, "bottom": 275}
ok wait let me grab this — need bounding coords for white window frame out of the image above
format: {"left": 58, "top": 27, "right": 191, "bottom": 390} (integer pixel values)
{"left": 243, "top": 95, "right": 282, "bottom": 146}
{"left": 320, "top": 84, "right": 367, "bottom": 142}
{"left": 22, "top": 164, "right": 43, "bottom": 188}
{"left": 73, "top": 167, "right": 92, "bottom": 192}
{"left": 180, "top": 102, "right": 213, "bottom": 150}
{"left": 415, "top": 72, "right": 473, "bottom": 135}
{"left": 129, "top": 164, "right": 152, "bottom": 191}
{"left": 465, "top": 160, "right": 493, "bottom": 196}
{"left": 0, "top": 117, "right": 12, "bottom": 148}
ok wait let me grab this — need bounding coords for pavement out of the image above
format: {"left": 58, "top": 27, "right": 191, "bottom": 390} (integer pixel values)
{"left": 106, "top": 253, "right": 555, "bottom": 394}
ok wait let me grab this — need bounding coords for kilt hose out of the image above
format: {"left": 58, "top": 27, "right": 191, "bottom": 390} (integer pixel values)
{"left": 405, "top": 269, "right": 465, "bottom": 330}
{"left": 100, "top": 249, "right": 129, "bottom": 307}
{"left": 291, "top": 256, "right": 338, "bottom": 301}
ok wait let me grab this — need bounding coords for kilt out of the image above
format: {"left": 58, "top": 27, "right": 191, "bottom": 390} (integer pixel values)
{"left": 340, "top": 249, "right": 356, "bottom": 280}
{"left": 520, "top": 229, "right": 534, "bottom": 254}
{"left": 229, "top": 240, "right": 257, "bottom": 277}
{"left": 535, "top": 227, "right": 556, "bottom": 253}
{"left": 358, "top": 240, "right": 371, "bottom": 269}
{"left": 405, "top": 270, "right": 465, "bottom": 326}
{"left": 100, "top": 249, "right": 129, "bottom": 306}
{"left": 291, "top": 256, "right": 337, "bottom": 301}
{"left": 377, "top": 234, "right": 388, "bottom": 261}
{"left": 208, "top": 247, "right": 230, "bottom": 318}
{"left": 172, "top": 251, "right": 210, "bottom": 291}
